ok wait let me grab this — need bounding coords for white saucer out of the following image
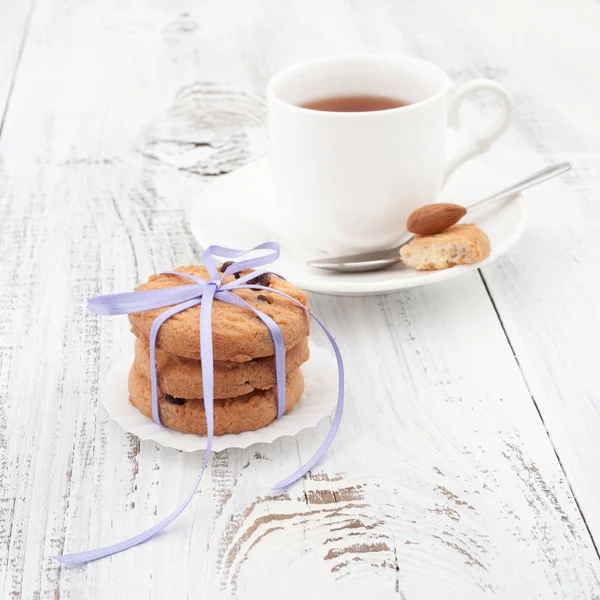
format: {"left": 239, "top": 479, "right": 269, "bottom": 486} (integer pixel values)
{"left": 190, "top": 157, "right": 526, "bottom": 296}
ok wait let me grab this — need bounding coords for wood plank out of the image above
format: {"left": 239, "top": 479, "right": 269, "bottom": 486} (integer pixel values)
{"left": 0, "top": 0, "right": 35, "bottom": 125}
{"left": 478, "top": 1, "right": 600, "bottom": 550}
{"left": 409, "top": 0, "right": 600, "bottom": 550}
{"left": 0, "top": 0, "right": 599, "bottom": 598}
{"left": 480, "top": 154, "right": 600, "bottom": 547}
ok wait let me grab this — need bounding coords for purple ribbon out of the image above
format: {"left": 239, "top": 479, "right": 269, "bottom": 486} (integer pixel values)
{"left": 57, "top": 242, "right": 344, "bottom": 566}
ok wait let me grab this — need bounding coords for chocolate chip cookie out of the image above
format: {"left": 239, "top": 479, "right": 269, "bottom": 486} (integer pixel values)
{"left": 128, "top": 365, "right": 305, "bottom": 435}
{"left": 128, "top": 266, "right": 310, "bottom": 361}
{"left": 134, "top": 337, "right": 310, "bottom": 399}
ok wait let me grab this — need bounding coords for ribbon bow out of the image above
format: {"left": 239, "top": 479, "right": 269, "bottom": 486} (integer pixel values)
{"left": 57, "top": 242, "right": 344, "bottom": 566}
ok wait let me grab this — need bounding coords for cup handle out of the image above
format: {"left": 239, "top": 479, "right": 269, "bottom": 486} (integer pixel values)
{"left": 443, "top": 79, "right": 514, "bottom": 185}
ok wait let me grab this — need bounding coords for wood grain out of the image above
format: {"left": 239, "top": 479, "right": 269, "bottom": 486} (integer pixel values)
{"left": 1, "top": 0, "right": 600, "bottom": 598}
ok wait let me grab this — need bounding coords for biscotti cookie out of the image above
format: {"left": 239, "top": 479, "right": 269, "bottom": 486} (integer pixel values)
{"left": 129, "top": 266, "right": 310, "bottom": 361}
{"left": 134, "top": 337, "right": 309, "bottom": 399}
{"left": 128, "top": 365, "right": 305, "bottom": 435}
{"left": 400, "top": 223, "right": 490, "bottom": 271}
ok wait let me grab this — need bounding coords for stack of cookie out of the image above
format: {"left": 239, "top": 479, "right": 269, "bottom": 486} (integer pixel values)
{"left": 127, "top": 264, "right": 311, "bottom": 435}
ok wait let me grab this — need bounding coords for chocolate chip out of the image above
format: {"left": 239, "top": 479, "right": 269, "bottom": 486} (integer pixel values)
{"left": 257, "top": 294, "right": 271, "bottom": 304}
{"left": 164, "top": 394, "right": 186, "bottom": 406}
{"left": 248, "top": 272, "right": 271, "bottom": 287}
{"left": 220, "top": 260, "right": 240, "bottom": 278}
{"left": 220, "top": 260, "right": 234, "bottom": 272}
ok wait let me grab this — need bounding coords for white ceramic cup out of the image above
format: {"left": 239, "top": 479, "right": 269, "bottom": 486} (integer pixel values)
{"left": 267, "top": 54, "right": 513, "bottom": 257}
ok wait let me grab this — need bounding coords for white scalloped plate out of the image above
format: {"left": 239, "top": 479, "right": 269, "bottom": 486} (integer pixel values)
{"left": 102, "top": 342, "right": 337, "bottom": 452}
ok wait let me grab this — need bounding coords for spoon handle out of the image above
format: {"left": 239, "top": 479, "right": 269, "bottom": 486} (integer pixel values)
{"left": 467, "top": 162, "right": 571, "bottom": 213}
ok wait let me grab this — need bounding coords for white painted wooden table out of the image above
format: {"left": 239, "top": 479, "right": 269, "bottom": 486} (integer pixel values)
{"left": 2, "top": 0, "right": 600, "bottom": 598}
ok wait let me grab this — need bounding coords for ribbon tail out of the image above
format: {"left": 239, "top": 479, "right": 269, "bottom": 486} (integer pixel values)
{"left": 272, "top": 308, "right": 344, "bottom": 489}
{"left": 57, "top": 299, "right": 206, "bottom": 566}
{"left": 56, "top": 467, "right": 208, "bottom": 566}
{"left": 232, "top": 286, "right": 345, "bottom": 490}
{"left": 88, "top": 284, "right": 205, "bottom": 316}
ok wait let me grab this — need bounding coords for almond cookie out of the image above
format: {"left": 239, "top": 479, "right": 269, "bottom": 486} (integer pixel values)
{"left": 400, "top": 223, "right": 490, "bottom": 271}
{"left": 134, "top": 336, "right": 309, "bottom": 399}
{"left": 128, "top": 266, "right": 310, "bottom": 361}
{"left": 128, "top": 365, "right": 304, "bottom": 435}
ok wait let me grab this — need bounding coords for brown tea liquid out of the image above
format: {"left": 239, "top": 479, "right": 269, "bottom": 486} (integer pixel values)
{"left": 300, "top": 95, "right": 409, "bottom": 112}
